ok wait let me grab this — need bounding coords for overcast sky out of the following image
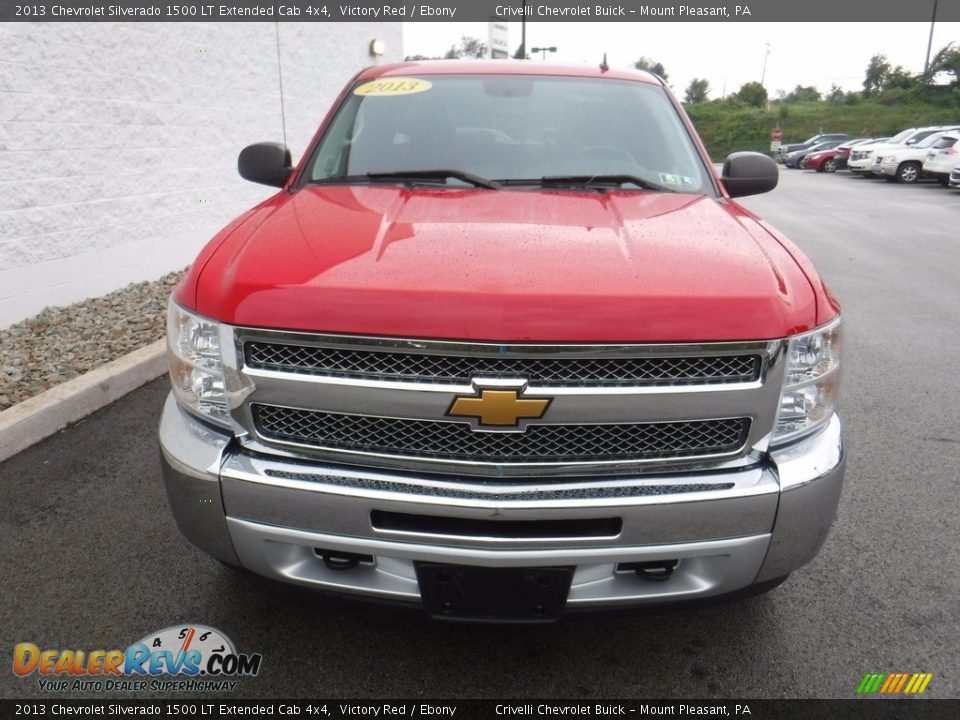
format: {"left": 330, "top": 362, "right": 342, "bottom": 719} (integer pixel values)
{"left": 402, "top": 22, "right": 960, "bottom": 98}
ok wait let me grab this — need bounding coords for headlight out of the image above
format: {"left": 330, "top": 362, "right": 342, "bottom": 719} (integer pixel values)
{"left": 166, "top": 298, "right": 231, "bottom": 428}
{"left": 772, "top": 316, "right": 842, "bottom": 445}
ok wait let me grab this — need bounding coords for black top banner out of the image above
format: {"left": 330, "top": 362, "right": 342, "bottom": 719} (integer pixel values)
{"left": 1, "top": 0, "right": 958, "bottom": 23}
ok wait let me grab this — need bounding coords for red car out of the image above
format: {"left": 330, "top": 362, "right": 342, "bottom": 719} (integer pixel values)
{"left": 802, "top": 147, "right": 841, "bottom": 172}
{"left": 159, "top": 61, "right": 844, "bottom": 620}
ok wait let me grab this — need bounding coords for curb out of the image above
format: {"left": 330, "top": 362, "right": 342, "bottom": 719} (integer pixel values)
{"left": 0, "top": 339, "right": 167, "bottom": 464}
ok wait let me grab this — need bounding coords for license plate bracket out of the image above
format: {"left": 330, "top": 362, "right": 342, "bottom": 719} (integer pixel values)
{"left": 415, "top": 563, "right": 574, "bottom": 622}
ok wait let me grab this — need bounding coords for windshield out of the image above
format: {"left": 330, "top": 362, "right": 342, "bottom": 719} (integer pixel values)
{"left": 889, "top": 129, "right": 913, "bottom": 144}
{"left": 305, "top": 74, "right": 712, "bottom": 194}
{"left": 916, "top": 133, "right": 946, "bottom": 149}
{"left": 906, "top": 130, "right": 937, "bottom": 145}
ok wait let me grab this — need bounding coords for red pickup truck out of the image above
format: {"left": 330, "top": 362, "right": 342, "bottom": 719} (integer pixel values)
{"left": 160, "top": 61, "right": 844, "bottom": 621}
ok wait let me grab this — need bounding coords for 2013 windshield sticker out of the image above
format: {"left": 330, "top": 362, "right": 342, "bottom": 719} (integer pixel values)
{"left": 354, "top": 78, "right": 433, "bottom": 96}
{"left": 658, "top": 172, "right": 699, "bottom": 189}
{"left": 12, "top": 625, "right": 262, "bottom": 693}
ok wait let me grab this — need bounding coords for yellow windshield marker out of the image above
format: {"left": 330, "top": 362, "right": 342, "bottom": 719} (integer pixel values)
{"left": 354, "top": 78, "right": 432, "bottom": 97}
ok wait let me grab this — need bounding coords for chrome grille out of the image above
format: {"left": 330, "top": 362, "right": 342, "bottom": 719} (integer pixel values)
{"left": 244, "top": 342, "right": 761, "bottom": 387}
{"left": 263, "top": 470, "right": 737, "bottom": 500}
{"left": 252, "top": 405, "right": 750, "bottom": 464}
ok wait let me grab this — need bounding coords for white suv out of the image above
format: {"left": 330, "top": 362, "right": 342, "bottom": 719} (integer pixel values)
{"left": 922, "top": 133, "right": 960, "bottom": 185}
{"left": 876, "top": 128, "right": 960, "bottom": 183}
{"left": 848, "top": 127, "right": 946, "bottom": 176}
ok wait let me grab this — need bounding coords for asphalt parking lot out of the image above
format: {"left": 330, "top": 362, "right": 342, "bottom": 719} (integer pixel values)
{"left": 2, "top": 167, "right": 959, "bottom": 700}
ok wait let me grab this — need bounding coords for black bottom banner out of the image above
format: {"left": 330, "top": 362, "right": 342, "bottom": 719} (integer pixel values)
{"left": 3, "top": 700, "right": 959, "bottom": 720}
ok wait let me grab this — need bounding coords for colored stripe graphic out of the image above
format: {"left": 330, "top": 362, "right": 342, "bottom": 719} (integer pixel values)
{"left": 857, "top": 672, "right": 932, "bottom": 695}
{"left": 880, "top": 674, "right": 897, "bottom": 693}
{"left": 904, "top": 674, "right": 921, "bottom": 694}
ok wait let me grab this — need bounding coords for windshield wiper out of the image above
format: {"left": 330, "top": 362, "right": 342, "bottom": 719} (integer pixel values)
{"left": 309, "top": 170, "right": 501, "bottom": 189}
{"left": 539, "top": 175, "right": 676, "bottom": 192}
{"left": 365, "top": 170, "right": 501, "bottom": 189}
{"left": 497, "top": 175, "right": 676, "bottom": 193}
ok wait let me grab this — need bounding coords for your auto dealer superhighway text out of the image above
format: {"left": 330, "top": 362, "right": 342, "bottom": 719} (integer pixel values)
{"left": 496, "top": 706, "right": 740, "bottom": 716}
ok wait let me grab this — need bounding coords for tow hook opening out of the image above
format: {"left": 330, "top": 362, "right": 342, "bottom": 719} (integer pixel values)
{"left": 617, "top": 560, "right": 680, "bottom": 582}
{"left": 314, "top": 548, "right": 375, "bottom": 571}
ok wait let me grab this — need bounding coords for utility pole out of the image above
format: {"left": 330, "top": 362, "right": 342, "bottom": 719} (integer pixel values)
{"left": 924, "top": 0, "right": 939, "bottom": 76}
{"left": 513, "top": 0, "right": 528, "bottom": 59}
{"left": 760, "top": 42, "right": 771, "bottom": 86}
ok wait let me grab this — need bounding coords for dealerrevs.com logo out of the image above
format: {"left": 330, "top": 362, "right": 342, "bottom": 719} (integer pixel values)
{"left": 13, "top": 625, "right": 262, "bottom": 693}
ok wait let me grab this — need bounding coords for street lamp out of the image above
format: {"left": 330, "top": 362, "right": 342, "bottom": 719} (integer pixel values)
{"left": 531, "top": 46, "right": 557, "bottom": 61}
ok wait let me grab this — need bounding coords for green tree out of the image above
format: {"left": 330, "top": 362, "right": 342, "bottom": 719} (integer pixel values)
{"left": 634, "top": 56, "right": 669, "bottom": 82}
{"left": 863, "top": 54, "right": 890, "bottom": 96}
{"left": 734, "top": 81, "right": 768, "bottom": 108}
{"left": 444, "top": 36, "right": 487, "bottom": 59}
{"left": 827, "top": 84, "right": 845, "bottom": 103}
{"left": 885, "top": 66, "right": 916, "bottom": 90}
{"left": 925, "top": 42, "right": 960, "bottom": 86}
{"left": 406, "top": 36, "right": 488, "bottom": 61}
{"left": 683, "top": 78, "right": 710, "bottom": 103}
{"left": 784, "top": 84, "right": 821, "bottom": 102}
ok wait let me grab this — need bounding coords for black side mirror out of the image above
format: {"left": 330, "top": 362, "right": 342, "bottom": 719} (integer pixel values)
{"left": 238, "top": 142, "right": 292, "bottom": 188}
{"left": 721, "top": 151, "right": 779, "bottom": 198}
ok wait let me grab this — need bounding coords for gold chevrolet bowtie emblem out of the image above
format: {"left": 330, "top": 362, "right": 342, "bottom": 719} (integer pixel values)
{"left": 447, "top": 388, "right": 551, "bottom": 427}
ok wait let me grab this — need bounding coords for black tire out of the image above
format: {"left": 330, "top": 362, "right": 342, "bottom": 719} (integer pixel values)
{"left": 896, "top": 162, "right": 921, "bottom": 184}
{"left": 823, "top": 158, "right": 837, "bottom": 173}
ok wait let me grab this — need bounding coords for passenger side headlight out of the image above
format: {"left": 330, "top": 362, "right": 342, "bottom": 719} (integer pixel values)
{"left": 166, "top": 298, "right": 231, "bottom": 428}
{"left": 772, "top": 316, "right": 842, "bottom": 445}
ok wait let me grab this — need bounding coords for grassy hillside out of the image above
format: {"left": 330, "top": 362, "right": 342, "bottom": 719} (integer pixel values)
{"left": 686, "top": 100, "right": 960, "bottom": 160}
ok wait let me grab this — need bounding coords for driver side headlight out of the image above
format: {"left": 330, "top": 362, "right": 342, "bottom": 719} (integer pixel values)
{"left": 166, "top": 298, "right": 231, "bottom": 428}
{"left": 772, "top": 316, "right": 842, "bottom": 445}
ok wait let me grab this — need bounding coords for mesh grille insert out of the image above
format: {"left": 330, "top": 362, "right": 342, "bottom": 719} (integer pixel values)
{"left": 244, "top": 342, "right": 760, "bottom": 387}
{"left": 253, "top": 405, "right": 750, "bottom": 464}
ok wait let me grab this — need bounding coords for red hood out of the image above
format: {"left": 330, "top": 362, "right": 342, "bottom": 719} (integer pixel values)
{"left": 186, "top": 186, "right": 818, "bottom": 342}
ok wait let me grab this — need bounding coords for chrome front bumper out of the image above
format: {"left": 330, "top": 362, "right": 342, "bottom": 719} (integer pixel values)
{"left": 160, "top": 393, "right": 845, "bottom": 611}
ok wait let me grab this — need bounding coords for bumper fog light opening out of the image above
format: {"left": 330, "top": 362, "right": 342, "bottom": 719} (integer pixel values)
{"left": 314, "top": 548, "right": 375, "bottom": 570}
{"left": 617, "top": 559, "right": 680, "bottom": 582}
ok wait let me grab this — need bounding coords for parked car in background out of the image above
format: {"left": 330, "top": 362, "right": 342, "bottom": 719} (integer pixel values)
{"left": 922, "top": 133, "right": 960, "bottom": 185}
{"left": 848, "top": 127, "right": 949, "bottom": 176}
{"left": 875, "top": 128, "right": 960, "bottom": 182}
{"left": 783, "top": 140, "right": 845, "bottom": 168}
{"left": 949, "top": 166, "right": 960, "bottom": 188}
{"left": 777, "top": 133, "right": 849, "bottom": 162}
{"left": 834, "top": 138, "right": 887, "bottom": 170}
{"left": 801, "top": 141, "right": 866, "bottom": 172}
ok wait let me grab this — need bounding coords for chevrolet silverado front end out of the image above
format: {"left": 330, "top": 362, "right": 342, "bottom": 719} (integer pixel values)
{"left": 159, "top": 61, "right": 844, "bottom": 621}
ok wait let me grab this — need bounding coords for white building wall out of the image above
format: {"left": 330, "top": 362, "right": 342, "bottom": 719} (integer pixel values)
{"left": 0, "top": 22, "right": 403, "bottom": 328}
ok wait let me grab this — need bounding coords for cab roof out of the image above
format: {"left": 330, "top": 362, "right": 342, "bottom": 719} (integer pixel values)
{"left": 355, "top": 60, "right": 663, "bottom": 85}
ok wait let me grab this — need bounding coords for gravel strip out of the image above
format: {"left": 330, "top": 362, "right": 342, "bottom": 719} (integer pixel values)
{"left": 0, "top": 271, "right": 184, "bottom": 412}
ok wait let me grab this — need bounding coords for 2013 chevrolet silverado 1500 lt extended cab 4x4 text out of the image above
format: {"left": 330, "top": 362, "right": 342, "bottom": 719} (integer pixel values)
{"left": 159, "top": 61, "right": 844, "bottom": 622}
